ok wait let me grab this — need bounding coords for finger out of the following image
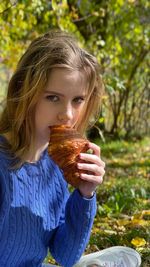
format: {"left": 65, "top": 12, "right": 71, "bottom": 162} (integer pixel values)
{"left": 80, "top": 173, "right": 103, "bottom": 184}
{"left": 79, "top": 153, "right": 105, "bottom": 168}
{"left": 88, "top": 142, "right": 101, "bottom": 157}
{"left": 77, "top": 163, "right": 105, "bottom": 176}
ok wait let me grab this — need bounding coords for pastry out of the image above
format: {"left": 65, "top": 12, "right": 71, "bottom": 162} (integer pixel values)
{"left": 48, "top": 125, "right": 89, "bottom": 187}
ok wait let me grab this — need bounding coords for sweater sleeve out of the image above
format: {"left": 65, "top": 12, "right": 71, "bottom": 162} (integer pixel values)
{"left": 49, "top": 188, "right": 97, "bottom": 267}
{"left": 0, "top": 167, "right": 7, "bottom": 210}
{"left": 0, "top": 166, "right": 9, "bottom": 238}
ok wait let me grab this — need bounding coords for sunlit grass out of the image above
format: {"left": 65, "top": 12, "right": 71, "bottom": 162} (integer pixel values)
{"left": 45, "top": 137, "right": 150, "bottom": 266}
{"left": 88, "top": 136, "right": 150, "bottom": 267}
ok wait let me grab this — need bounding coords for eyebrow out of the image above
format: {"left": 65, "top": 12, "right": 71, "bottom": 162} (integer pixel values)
{"left": 44, "top": 90, "right": 87, "bottom": 98}
{"left": 44, "top": 90, "right": 64, "bottom": 97}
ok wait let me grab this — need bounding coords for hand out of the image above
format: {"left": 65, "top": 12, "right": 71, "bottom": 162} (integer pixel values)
{"left": 77, "top": 142, "right": 105, "bottom": 198}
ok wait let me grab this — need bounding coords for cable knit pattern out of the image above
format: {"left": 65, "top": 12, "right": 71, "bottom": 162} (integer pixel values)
{"left": 0, "top": 136, "right": 97, "bottom": 267}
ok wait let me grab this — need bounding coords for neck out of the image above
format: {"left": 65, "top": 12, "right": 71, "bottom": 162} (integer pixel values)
{"left": 25, "top": 141, "right": 49, "bottom": 163}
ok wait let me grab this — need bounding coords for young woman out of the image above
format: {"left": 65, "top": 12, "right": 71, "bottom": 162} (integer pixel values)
{"left": 0, "top": 30, "right": 141, "bottom": 267}
{"left": 0, "top": 30, "right": 105, "bottom": 267}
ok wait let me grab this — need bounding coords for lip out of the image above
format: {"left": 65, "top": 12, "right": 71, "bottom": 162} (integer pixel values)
{"left": 48, "top": 124, "right": 73, "bottom": 128}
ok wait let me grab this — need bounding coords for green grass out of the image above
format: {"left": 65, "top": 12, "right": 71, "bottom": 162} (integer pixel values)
{"left": 45, "top": 136, "right": 150, "bottom": 266}
{"left": 89, "top": 136, "right": 150, "bottom": 267}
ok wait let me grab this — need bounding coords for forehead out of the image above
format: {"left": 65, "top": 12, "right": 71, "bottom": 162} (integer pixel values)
{"left": 45, "top": 68, "right": 88, "bottom": 94}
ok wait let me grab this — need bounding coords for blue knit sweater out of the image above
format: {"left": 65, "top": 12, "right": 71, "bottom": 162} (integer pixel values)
{"left": 0, "top": 136, "right": 96, "bottom": 267}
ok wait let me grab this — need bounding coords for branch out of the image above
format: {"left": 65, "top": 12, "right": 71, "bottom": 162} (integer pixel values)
{"left": 94, "top": 125, "right": 105, "bottom": 143}
{"left": 126, "top": 49, "right": 149, "bottom": 90}
{"left": 72, "top": 14, "right": 92, "bottom": 23}
{"left": 123, "top": 48, "right": 149, "bottom": 130}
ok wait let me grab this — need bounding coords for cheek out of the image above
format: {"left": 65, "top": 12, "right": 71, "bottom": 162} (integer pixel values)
{"left": 35, "top": 102, "right": 49, "bottom": 124}
{"left": 37, "top": 102, "right": 51, "bottom": 116}
{"left": 74, "top": 105, "right": 85, "bottom": 120}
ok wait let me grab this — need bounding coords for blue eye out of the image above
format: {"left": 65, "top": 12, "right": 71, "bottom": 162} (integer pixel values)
{"left": 46, "top": 95, "right": 59, "bottom": 102}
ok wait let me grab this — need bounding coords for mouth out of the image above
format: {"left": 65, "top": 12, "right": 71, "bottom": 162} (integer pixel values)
{"left": 49, "top": 124, "right": 74, "bottom": 128}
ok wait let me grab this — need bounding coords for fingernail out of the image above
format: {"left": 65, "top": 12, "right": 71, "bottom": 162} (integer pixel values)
{"left": 77, "top": 163, "right": 82, "bottom": 169}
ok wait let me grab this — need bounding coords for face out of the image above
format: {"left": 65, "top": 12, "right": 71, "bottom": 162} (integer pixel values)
{"left": 34, "top": 68, "right": 87, "bottom": 143}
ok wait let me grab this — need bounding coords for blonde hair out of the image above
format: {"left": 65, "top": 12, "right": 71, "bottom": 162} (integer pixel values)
{"left": 0, "top": 30, "right": 104, "bottom": 167}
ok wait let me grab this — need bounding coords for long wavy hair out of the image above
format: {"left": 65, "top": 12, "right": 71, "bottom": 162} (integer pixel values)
{"left": 0, "top": 30, "right": 104, "bottom": 167}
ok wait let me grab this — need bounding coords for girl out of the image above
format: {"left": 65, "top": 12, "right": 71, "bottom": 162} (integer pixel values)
{"left": 0, "top": 30, "right": 105, "bottom": 267}
{"left": 0, "top": 30, "right": 141, "bottom": 267}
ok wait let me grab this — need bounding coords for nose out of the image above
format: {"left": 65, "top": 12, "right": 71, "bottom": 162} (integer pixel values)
{"left": 57, "top": 104, "right": 73, "bottom": 124}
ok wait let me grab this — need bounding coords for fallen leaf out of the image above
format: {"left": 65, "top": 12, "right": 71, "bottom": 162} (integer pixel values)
{"left": 131, "top": 237, "right": 147, "bottom": 247}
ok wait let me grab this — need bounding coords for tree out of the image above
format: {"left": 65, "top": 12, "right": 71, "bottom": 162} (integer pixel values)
{"left": 0, "top": 0, "right": 149, "bottom": 137}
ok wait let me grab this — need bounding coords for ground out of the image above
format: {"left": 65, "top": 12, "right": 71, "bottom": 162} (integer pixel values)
{"left": 45, "top": 136, "right": 150, "bottom": 266}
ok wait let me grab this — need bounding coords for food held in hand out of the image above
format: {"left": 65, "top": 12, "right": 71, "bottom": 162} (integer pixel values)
{"left": 48, "top": 125, "right": 89, "bottom": 188}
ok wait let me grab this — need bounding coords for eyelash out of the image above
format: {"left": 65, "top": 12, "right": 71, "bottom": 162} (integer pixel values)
{"left": 73, "top": 97, "right": 85, "bottom": 104}
{"left": 46, "top": 95, "right": 59, "bottom": 102}
{"left": 46, "top": 95, "right": 85, "bottom": 104}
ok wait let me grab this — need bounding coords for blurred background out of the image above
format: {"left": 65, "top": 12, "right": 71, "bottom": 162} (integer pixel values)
{"left": 0, "top": 0, "right": 149, "bottom": 139}
{"left": 0, "top": 1, "right": 150, "bottom": 266}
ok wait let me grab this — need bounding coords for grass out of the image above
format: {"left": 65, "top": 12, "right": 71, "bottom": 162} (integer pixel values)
{"left": 45, "top": 136, "right": 150, "bottom": 266}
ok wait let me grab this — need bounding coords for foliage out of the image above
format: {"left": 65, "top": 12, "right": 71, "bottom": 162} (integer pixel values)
{"left": 0, "top": 0, "right": 150, "bottom": 136}
{"left": 0, "top": 2, "right": 149, "bottom": 266}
